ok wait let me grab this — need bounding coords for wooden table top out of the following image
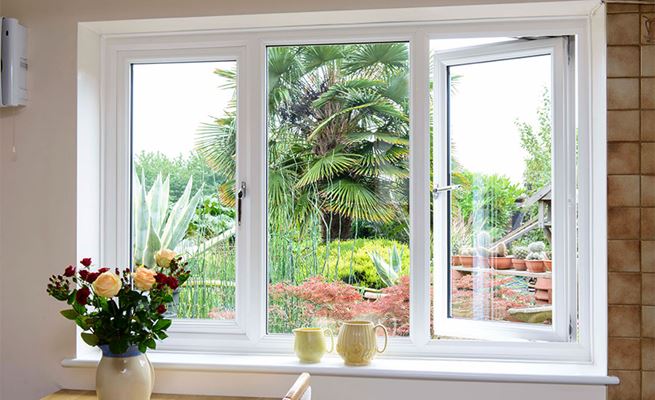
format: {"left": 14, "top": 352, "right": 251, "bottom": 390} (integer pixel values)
{"left": 42, "top": 389, "right": 277, "bottom": 400}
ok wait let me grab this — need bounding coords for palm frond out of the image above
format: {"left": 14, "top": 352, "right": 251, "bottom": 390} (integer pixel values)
{"left": 296, "top": 149, "right": 361, "bottom": 188}
{"left": 342, "top": 43, "right": 409, "bottom": 75}
{"left": 195, "top": 119, "right": 236, "bottom": 179}
{"left": 301, "top": 45, "right": 346, "bottom": 71}
{"left": 322, "top": 178, "right": 395, "bottom": 222}
{"left": 312, "top": 79, "right": 381, "bottom": 108}
{"left": 345, "top": 131, "right": 409, "bottom": 146}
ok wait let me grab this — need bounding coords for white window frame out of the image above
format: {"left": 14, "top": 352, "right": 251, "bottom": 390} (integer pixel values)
{"left": 432, "top": 38, "right": 576, "bottom": 342}
{"left": 78, "top": 1, "right": 607, "bottom": 372}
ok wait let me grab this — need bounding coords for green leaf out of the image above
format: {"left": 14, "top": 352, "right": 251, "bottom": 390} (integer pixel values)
{"left": 74, "top": 316, "right": 91, "bottom": 330}
{"left": 145, "top": 338, "right": 157, "bottom": 349}
{"left": 80, "top": 332, "right": 99, "bottom": 346}
{"left": 153, "top": 319, "right": 172, "bottom": 331}
{"left": 295, "top": 150, "right": 361, "bottom": 188}
{"left": 138, "top": 343, "right": 148, "bottom": 353}
{"left": 72, "top": 301, "right": 86, "bottom": 315}
{"left": 60, "top": 309, "right": 79, "bottom": 320}
{"left": 109, "top": 339, "right": 129, "bottom": 355}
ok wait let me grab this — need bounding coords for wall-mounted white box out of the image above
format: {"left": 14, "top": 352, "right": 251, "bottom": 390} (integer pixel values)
{"left": 1, "top": 17, "right": 27, "bottom": 107}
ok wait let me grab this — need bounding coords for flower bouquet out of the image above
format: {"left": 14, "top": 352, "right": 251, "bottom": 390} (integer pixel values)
{"left": 46, "top": 249, "right": 190, "bottom": 399}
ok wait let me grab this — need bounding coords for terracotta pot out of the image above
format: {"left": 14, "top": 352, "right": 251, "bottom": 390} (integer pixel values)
{"left": 452, "top": 255, "right": 461, "bottom": 266}
{"left": 535, "top": 290, "right": 550, "bottom": 302}
{"left": 512, "top": 258, "right": 527, "bottom": 271}
{"left": 544, "top": 260, "right": 552, "bottom": 271}
{"left": 489, "top": 256, "right": 513, "bottom": 270}
{"left": 460, "top": 255, "right": 473, "bottom": 267}
{"left": 535, "top": 277, "right": 552, "bottom": 290}
{"left": 525, "top": 260, "right": 545, "bottom": 273}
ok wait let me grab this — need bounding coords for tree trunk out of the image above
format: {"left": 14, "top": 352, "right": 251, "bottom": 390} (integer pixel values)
{"left": 322, "top": 213, "right": 353, "bottom": 241}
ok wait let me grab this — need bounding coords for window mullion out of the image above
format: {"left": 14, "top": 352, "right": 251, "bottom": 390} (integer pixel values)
{"left": 409, "top": 31, "right": 432, "bottom": 347}
{"left": 242, "top": 38, "right": 267, "bottom": 341}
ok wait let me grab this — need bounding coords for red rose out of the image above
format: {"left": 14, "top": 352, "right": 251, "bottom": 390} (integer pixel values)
{"left": 63, "top": 265, "right": 76, "bottom": 277}
{"left": 156, "top": 304, "right": 167, "bottom": 314}
{"left": 85, "top": 272, "right": 100, "bottom": 283}
{"left": 79, "top": 270, "right": 89, "bottom": 280}
{"left": 155, "top": 273, "right": 167, "bottom": 284}
{"left": 98, "top": 267, "right": 110, "bottom": 273}
{"left": 166, "top": 276, "right": 179, "bottom": 290}
{"left": 75, "top": 287, "right": 91, "bottom": 305}
{"left": 80, "top": 258, "right": 92, "bottom": 267}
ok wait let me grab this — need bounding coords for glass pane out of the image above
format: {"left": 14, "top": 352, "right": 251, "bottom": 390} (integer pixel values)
{"left": 444, "top": 55, "right": 554, "bottom": 326}
{"left": 266, "top": 43, "right": 411, "bottom": 336}
{"left": 131, "top": 61, "right": 237, "bottom": 320}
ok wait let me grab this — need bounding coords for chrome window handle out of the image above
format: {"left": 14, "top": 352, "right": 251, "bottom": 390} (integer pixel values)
{"left": 432, "top": 184, "right": 461, "bottom": 198}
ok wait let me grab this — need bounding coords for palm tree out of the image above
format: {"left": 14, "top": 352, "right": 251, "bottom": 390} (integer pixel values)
{"left": 196, "top": 43, "right": 410, "bottom": 242}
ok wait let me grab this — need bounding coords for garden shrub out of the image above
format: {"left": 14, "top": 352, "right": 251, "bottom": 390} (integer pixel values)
{"left": 313, "top": 239, "right": 410, "bottom": 289}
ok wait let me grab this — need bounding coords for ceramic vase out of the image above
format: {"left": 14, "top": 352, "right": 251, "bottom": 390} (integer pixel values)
{"left": 96, "top": 345, "right": 155, "bottom": 400}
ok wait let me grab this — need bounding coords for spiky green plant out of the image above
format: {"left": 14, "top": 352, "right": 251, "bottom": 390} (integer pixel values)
{"left": 133, "top": 172, "right": 202, "bottom": 268}
{"left": 369, "top": 244, "right": 402, "bottom": 287}
{"left": 513, "top": 246, "right": 529, "bottom": 260}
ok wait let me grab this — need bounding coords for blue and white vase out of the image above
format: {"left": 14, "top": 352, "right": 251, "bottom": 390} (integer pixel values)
{"left": 96, "top": 345, "right": 155, "bottom": 400}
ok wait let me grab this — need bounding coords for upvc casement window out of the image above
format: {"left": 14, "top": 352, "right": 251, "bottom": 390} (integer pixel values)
{"left": 432, "top": 38, "right": 577, "bottom": 342}
{"left": 89, "top": 4, "right": 606, "bottom": 369}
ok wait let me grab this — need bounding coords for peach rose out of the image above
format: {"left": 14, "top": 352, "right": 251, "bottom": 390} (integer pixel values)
{"left": 133, "top": 267, "right": 157, "bottom": 291}
{"left": 155, "top": 249, "right": 176, "bottom": 268}
{"left": 92, "top": 271, "right": 122, "bottom": 298}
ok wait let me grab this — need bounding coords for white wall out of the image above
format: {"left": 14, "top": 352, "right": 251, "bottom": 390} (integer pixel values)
{"left": 0, "top": 1, "right": 606, "bottom": 399}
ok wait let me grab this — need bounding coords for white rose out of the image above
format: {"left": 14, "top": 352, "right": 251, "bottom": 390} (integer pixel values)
{"left": 155, "top": 249, "right": 176, "bottom": 268}
{"left": 92, "top": 272, "right": 122, "bottom": 298}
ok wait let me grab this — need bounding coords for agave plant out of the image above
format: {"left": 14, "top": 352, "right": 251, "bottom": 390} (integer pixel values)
{"left": 369, "top": 244, "right": 402, "bottom": 288}
{"left": 133, "top": 172, "right": 202, "bottom": 268}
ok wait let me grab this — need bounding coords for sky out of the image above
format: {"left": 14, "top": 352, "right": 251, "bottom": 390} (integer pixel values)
{"left": 132, "top": 39, "right": 550, "bottom": 185}
{"left": 430, "top": 38, "right": 550, "bottom": 184}
{"left": 132, "top": 61, "right": 235, "bottom": 157}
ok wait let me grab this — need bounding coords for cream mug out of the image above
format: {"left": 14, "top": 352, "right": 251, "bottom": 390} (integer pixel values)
{"left": 336, "top": 320, "right": 388, "bottom": 366}
{"left": 293, "top": 327, "right": 334, "bottom": 363}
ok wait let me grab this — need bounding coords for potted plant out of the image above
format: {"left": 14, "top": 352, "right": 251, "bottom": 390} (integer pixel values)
{"left": 460, "top": 246, "right": 475, "bottom": 267}
{"left": 525, "top": 241, "right": 547, "bottom": 273}
{"left": 474, "top": 231, "right": 492, "bottom": 268}
{"left": 488, "top": 241, "right": 513, "bottom": 269}
{"left": 46, "top": 254, "right": 190, "bottom": 400}
{"left": 511, "top": 246, "right": 529, "bottom": 271}
{"left": 451, "top": 243, "right": 461, "bottom": 266}
{"left": 543, "top": 250, "right": 552, "bottom": 271}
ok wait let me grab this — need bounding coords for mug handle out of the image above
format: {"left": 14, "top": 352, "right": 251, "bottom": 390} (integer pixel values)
{"left": 324, "top": 329, "right": 335, "bottom": 353}
{"left": 374, "top": 324, "right": 388, "bottom": 353}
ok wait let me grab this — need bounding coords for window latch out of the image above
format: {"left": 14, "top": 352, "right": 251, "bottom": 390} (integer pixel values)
{"left": 237, "top": 181, "right": 246, "bottom": 226}
{"left": 432, "top": 184, "right": 461, "bottom": 198}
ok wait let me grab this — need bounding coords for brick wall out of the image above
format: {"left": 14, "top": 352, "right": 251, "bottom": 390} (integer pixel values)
{"left": 607, "top": 3, "right": 655, "bottom": 399}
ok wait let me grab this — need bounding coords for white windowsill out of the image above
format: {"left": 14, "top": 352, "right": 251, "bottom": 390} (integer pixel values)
{"left": 62, "top": 352, "right": 618, "bottom": 385}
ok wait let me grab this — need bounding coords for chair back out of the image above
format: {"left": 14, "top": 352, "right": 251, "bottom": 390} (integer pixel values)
{"left": 283, "top": 372, "right": 311, "bottom": 400}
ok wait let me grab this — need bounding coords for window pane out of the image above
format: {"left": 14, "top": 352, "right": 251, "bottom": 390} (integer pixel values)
{"left": 438, "top": 53, "right": 554, "bottom": 329}
{"left": 266, "top": 43, "right": 410, "bottom": 336}
{"left": 131, "top": 61, "right": 237, "bottom": 320}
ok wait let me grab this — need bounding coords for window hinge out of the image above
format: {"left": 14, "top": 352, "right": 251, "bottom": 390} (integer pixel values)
{"left": 237, "top": 181, "right": 246, "bottom": 226}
